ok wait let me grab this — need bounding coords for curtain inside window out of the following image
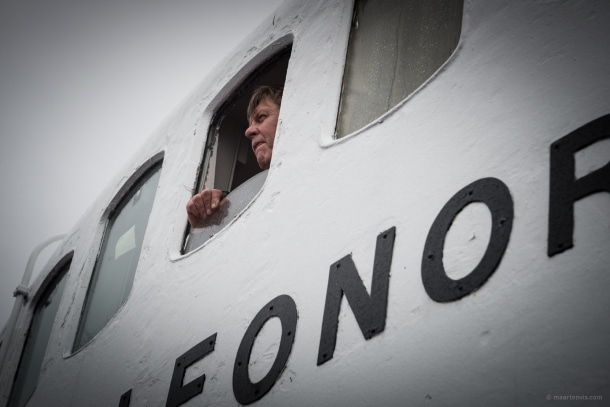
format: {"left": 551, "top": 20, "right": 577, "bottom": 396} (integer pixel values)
{"left": 336, "top": 0, "right": 463, "bottom": 137}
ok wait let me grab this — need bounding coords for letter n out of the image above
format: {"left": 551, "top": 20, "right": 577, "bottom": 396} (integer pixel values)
{"left": 317, "top": 227, "right": 396, "bottom": 365}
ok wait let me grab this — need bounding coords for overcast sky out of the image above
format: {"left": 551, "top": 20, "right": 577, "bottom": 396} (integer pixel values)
{"left": 0, "top": 0, "right": 283, "bottom": 331}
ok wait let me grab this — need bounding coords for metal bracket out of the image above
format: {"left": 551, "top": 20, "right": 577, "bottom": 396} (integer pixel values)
{"left": 13, "top": 284, "right": 30, "bottom": 300}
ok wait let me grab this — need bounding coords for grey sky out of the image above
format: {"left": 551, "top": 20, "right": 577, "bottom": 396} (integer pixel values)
{"left": 0, "top": 0, "right": 283, "bottom": 330}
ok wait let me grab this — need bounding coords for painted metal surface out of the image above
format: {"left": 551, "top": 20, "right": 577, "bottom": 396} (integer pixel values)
{"left": 1, "top": 0, "right": 609, "bottom": 405}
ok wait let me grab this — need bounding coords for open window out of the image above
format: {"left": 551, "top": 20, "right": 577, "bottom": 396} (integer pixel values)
{"left": 184, "top": 44, "right": 292, "bottom": 252}
{"left": 73, "top": 157, "right": 162, "bottom": 351}
{"left": 8, "top": 256, "right": 71, "bottom": 407}
{"left": 335, "top": 0, "right": 463, "bottom": 138}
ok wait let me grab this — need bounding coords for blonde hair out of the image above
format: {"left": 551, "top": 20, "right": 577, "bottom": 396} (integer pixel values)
{"left": 247, "top": 85, "right": 283, "bottom": 120}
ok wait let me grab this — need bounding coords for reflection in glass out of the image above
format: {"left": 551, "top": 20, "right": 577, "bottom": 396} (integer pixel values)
{"left": 8, "top": 264, "right": 69, "bottom": 407}
{"left": 74, "top": 166, "right": 161, "bottom": 350}
{"left": 336, "top": 0, "right": 463, "bottom": 137}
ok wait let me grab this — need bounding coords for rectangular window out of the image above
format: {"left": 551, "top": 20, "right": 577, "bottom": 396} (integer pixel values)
{"left": 74, "top": 162, "right": 162, "bottom": 350}
{"left": 184, "top": 43, "right": 292, "bottom": 252}
{"left": 198, "top": 46, "right": 291, "bottom": 194}
{"left": 8, "top": 260, "right": 70, "bottom": 407}
{"left": 336, "top": 0, "right": 463, "bottom": 137}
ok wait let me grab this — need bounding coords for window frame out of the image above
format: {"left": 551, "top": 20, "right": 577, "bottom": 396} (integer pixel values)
{"left": 182, "top": 42, "right": 293, "bottom": 253}
{"left": 334, "top": 0, "right": 464, "bottom": 138}
{"left": 7, "top": 253, "right": 72, "bottom": 407}
{"left": 72, "top": 152, "right": 164, "bottom": 351}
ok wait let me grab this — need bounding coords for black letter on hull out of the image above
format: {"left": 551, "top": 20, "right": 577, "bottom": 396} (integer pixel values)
{"left": 233, "top": 295, "right": 297, "bottom": 405}
{"left": 422, "top": 178, "right": 513, "bottom": 302}
{"left": 166, "top": 333, "right": 217, "bottom": 407}
{"left": 119, "top": 389, "right": 131, "bottom": 407}
{"left": 548, "top": 114, "right": 610, "bottom": 256}
{"left": 317, "top": 227, "right": 396, "bottom": 365}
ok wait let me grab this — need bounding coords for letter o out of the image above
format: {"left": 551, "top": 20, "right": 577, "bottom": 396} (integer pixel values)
{"left": 233, "top": 295, "right": 297, "bottom": 404}
{"left": 422, "top": 178, "right": 513, "bottom": 302}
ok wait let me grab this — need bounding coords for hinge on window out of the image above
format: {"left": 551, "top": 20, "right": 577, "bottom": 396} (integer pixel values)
{"left": 13, "top": 284, "right": 30, "bottom": 301}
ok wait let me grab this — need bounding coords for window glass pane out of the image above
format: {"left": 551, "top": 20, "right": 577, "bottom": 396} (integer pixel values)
{"left": 336, "top": 0, "right": 463, "bottom": 137}
{"left": 185, "top": 170, "right": 268, "bottom": 252}
{"left": 8, "top": 264, "right": 69, "bottom": 407}
{"left": 74, "top": 165, "right": 161, "bottom": 350}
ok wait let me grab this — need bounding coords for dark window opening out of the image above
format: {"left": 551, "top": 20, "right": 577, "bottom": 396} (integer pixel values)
{"left": 184, "top": 44, "right": 292, "bottom": 252}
